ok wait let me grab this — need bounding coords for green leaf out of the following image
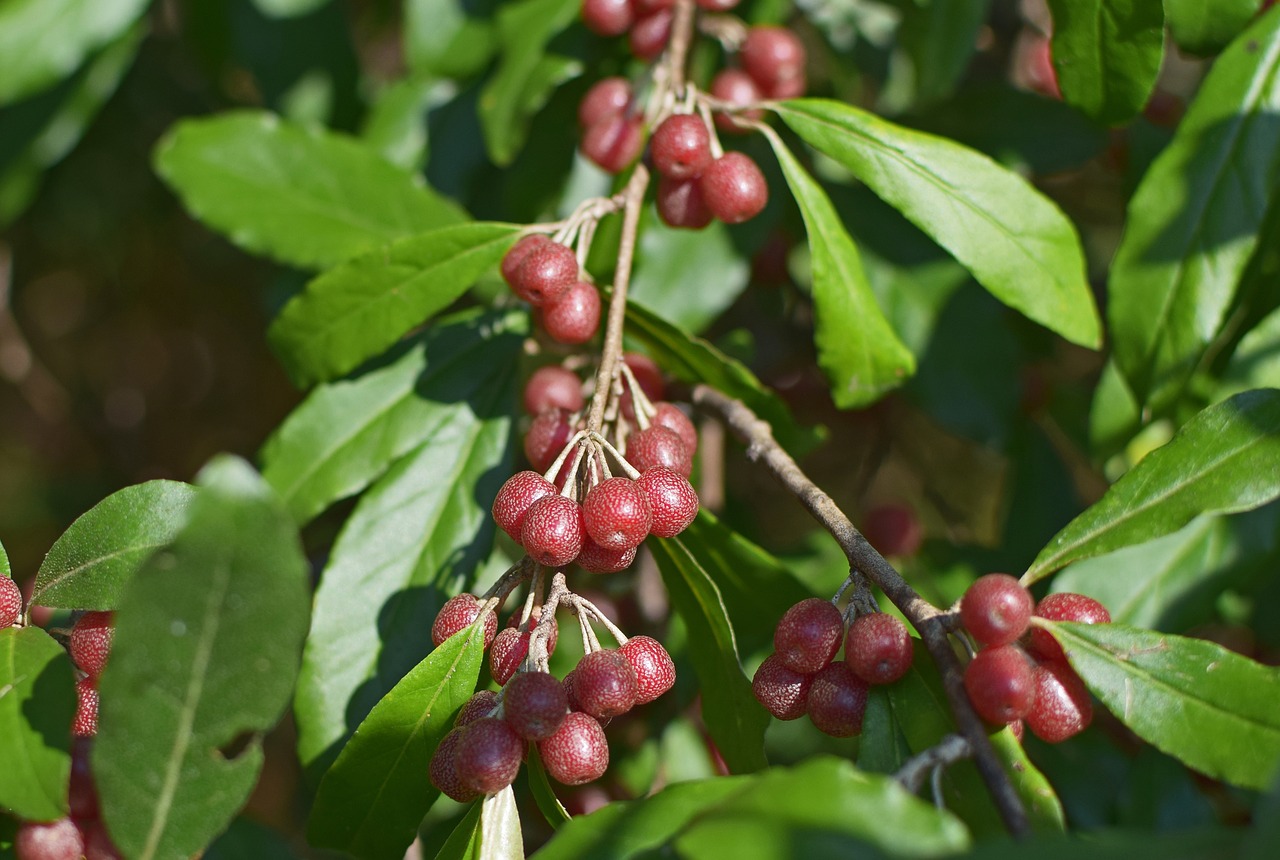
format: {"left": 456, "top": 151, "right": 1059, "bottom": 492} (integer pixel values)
{"left": 250, "top": 0, "right": 331, "bottom": 19}
{"left": 527, "top": 747, "right": 572, "bottom": 831}
{"left": 154, "top": 111, "right": 466, "bottom": 271}
{"left": 434, "top": 803, "right": 483, "bottom": 860}
{"left": 360, "top": 75, "right": 453, "bottom": 172}
{"left": 262, "top": 310, "right": 526, "bottom": 525}
{"left": 478, "top": 0, "right": 581, "bottom": 165}
{"left": 478, "top": 786, "right": 524, "bottom": 860}
{"left": 405, "top": 0, "right": 498, "bottom": 79}
{"left": 308, "top": 622, "right": 487, "bottom": 859}
{"left": 855, "top": 687, "right": 909, "bottom": 774}
{"left": 629, "top": 214, "right": 750, "bottom": 334}
{"left": 0, "top": 627, "right": 76, "bottom": 821}
{"left": 960, "top": 828, "right": 1243, "bottom": 860}
{"left": 764, "top": 127, "right": 916, "bottom": 408}
{"left": 32, "top": 480, "right": 197, "bottom": 610}
{"left": 94, "top": 456, "right": 310, "bottom": 860}
{"left": 269, "top": 222, "right": 521, "bottom": 386}
{"left": 898, "top": 0, "right": 991, "bottom": 108}
{"left": 1024, "top": 390, "right": 1280, "bottom": 584}
{"left": 1107, "top": 8, "right": 1280, "bottom": 408}
{"left": 650, "top": 533, "right": 770, "bottom": 774}
{"left": 0, "top": 536, "right": 9, "bottom": 578}
{"left": 775, "top": 99, "right": 1101, "bottom": 350}
{"left": 206, "top": 817, "right": 305, "bottom": 860}
{"left": 0, "top": 0, "right": 148, "bottom": 105}
{"left": 1164, "top": 0, "right": 1265, "bottom": 56}
{"left": 1046, "top": 0, "right": 1165, "bottom": 125}
{"left": 1049, "top": 621, "right": 1280, "bottom": 790}
{"left": 1219, "top": 305, "right": 1280, "bottom": 399}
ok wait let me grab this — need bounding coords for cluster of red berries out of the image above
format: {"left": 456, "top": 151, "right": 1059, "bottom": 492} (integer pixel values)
{"left": 502, "top": 235, "right": 601, "bottom": 346}
{"left": 958, "top": 574, "right": 1109, "bottom": 743}
{"left": 752, "top": 597, "right": 914, "bottom": 737}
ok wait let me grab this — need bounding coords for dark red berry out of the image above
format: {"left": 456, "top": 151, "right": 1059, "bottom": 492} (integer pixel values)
{"left": 493, "top": 471, "right": 557, "bottom": 542}
{"left": 700, "top": 153, "right": 768, "bottom": 224}
{"left": 504, "top": 671, "right": 569, "bottom": 740}
{"left": 524, "top": 365, "right": 584, "bottom": 415}
{"left": 455, "top": 717, "right": 524, "bottom": 795}
{"left": 432, "top": 594, "right": 498, "bottom": 648}
{"left": 963, "top": 645, "right": 1037, "bottom": 724}
{"left": 68, "top": 738, "right": 99, "bottom": 820}
{"left": 696, "top": 0, "right": 740, "bottom": 9}
{"left": 538, "top": 711, "right": 609, "bottom": 785}
{"left": 582, "top": 477, "right": 652, "bottom": 550}
{"left": 509, "top": 605, "right": 559, "bottom": 653}
{"left": 650, "top": 403, "right": 696, "bottom": 454}
{"left": 844, "top": 613, "right": 914, "bottom": 685}
{"left": 807, "top": 662, "right": 868, "bottom": 737}
{"left": 774, "top": 597, "right": 844, "bottom": 674}
{"left": 501, "top": 234, "right": 551, "bottom": 292}
{"left": 15, "top": 817, "right": 85, "bottom": 860}
{"left": 70, "top": 611, "right": 114, "bottom": 679}
{"left": 751, "top": 654, "right": 812, "bottom": 720}
{"left": 1028, "top": 593, "right": 1110, "bottom": 662}
{"left": 636, "top": 0, "right": 674, "bottom": 11}
{"left": 1026, "top": 659, "right": 1093, "bottom": 743}
{"left": 581, "top": 0, "right": 633, "bottom": 36}
{"left": 635, "top": 467, "right": 698, "bottom": 538}
{"left": 620, "top": 635, "right": 675, "bottom": 704}
{"left": 582, "top": 113, "right": 645, "bottom": 174}
{"left": 489, "top": 628, "right": 529, "bottom": 686}
{"left": 960, "top": 574, "right": 1034, "bottom": 647}
{"left": 740, "top": 26, "right": 807, "bottom": 99}
{"left": 73, "top": 678, "right": 99, "bottom": 738}
{"left": 579, "top": 77, "right": 632, "bottom": 128}
{"left": 430, "top": 728, "right": 481, "bottom": 803}
{"left": 573, "top": 649, "right": 638, "bottom": 718}
{"left": 521, "top": 495, "right": 586, "bottom": 567}
{"left": 82, "top": 822, "right": 122, "bottom": 860}
{"left": 656, "top": 176, "right": 714, "bottom": 229}
{"left": 515, "top": 242, "right": 579, "bottom": 306}
{"left": 576, "top": 538, "right": 637, "bottom": 573}
{"left": 629, "top": 10, "right": 672, "bottom": 60}
{"left": 625, "top": 425, "right": 692, "bottom": 477}
{"left": 709, "top": 69, "right": 764, "bottom": 132}
{"left": 861, "top": 504, "right": 923, "bottom": 558}
{"left": 525, "top": 409, "right": 574, "bottom": 472}
{"left": 457, "top": 689, "right": 500, "bottom": 727}
{"left": 0, "top": 576, "right": 21, "bottom": 628}
{"left": 624, "top": 353, "right": 665, "bottom": 401}
{"left": 542, "top": 282, "right": 602, "bottom": 345}
{"left": 651, "top": 114, "right": 713, "bottom": 180}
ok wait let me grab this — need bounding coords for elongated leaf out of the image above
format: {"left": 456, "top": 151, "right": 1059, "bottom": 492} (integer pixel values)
{"left": 650, "top": 535, "right": 769, "bottom": 774}
{"left": 405, "top": 0, "right": 497, "bottom": 78}
{"left": 0, "top": 627, "right": 76, "bottom": 821}
{"left": 527, "top": 747, "right": 572, "bottom": 830}
{"left": 775, "top": 99, "right": 1101, "bottom": 350}
{"left": 0, "top": 537, "right": 9, "bottom": 577}
{"left": 1025, "top": 389, "right": 1280, "bottom": 584}
{"left": 270, "top": 222, "right": 521, "bottom": 386}
{"left": 629, "top": 215, "right": 750, "bottom": 334}
{"left": 1108, "top": 8, "right": 1280, "bottom": 408}
{"left": 155, "top": 111, "right": 465, "bottom": 271}
{"left": 1049, "top": 622, "right": 1280, "bottom": 790}
{"left": 435, "top": 803, "right": 483, "bottom": 860}
{"left": 251, "top": 0, "right": 330, "bottom": 18}
{"left": 765, "top": 128, "right": 915, "bottom": 408}
{"left": 1046, "top": 0, "right": 1164, "bottom": 125}
{"left": 262, "top": 310, "right": 525, "bottom": 525}
{"left": 294, "top": 331, "right": 518, "bottom": 780}
{"left": 32, "top": 481, "right": 197, "bottom": 610}
{"left": 308, "top": 622, "right": 487, "bottom": 859}
{"left": 478, "top": 786, "right": 524, "bottom": 860}
{"left": 94, "top": 457, "right": 310, "bottom": 860}
{"left": 898, "top": 0, "right": 991, "bottom": 108}
{"left": 1220, "top": 305, "right": 1280, "bottom": 399}
{"left": 0, "top": 0, "right": 148, "bottom": 105}
{"left": 1164, "top": 0, "right": 1265, "bottom": 56}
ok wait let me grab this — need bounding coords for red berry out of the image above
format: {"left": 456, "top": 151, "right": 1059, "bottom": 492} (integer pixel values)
{"left": 515, "top": 242, "right": 579, "bottom": 306}
{"left": 1, "top": 576, "right": 21, "bottom": 628}
{"left": 68, "top": 738, "right": 100, "bottom": 820}
{"left": 457, "top": 689, "right": 500, "bottom": 727}
{"left": 538, "top": 711, "right": 609, "bottom": 785}
{"left": 844, "top": 613, "right": 914, "bottom": 685}
{"left": 542, "top": 281, "right": 602, "bottom": 345}
{"left": 524, "top": 365, "right": 584, "bottom": 415}
{"left": 624, "top": 353, "right": 665, "bottom": 400}
{"left": 861, "top": 504, "right": 923, "bottom": 558}
{"left": 656, "top": 176, "right": 714, "bottom": 229}
{"left": 582, "top": 477, "right": 652, "bottom": 550}
{"left": 15, "top": 817, "right": 85, "bottom": 860}
{"left": 963, "top": 645, "right": 1037, "bottom": 724}
{"left": 625, "top": 426, "right": 692, "bottom": 477}
{"left": 651, "top": 115, "right": 713, "bottom": 180}
{"left": 582, "top": 113, "right": 645, "bottom": 174}
{"left": 620, "top": 635, "right": 675, "bottom": 704}
{"left": 503, "top": 671, "right": 569, "bottom": 740}
{"left": 525, "top": 409, "right": 574, "bottom": 472}
{"left": 740, "top": 26, "right": 807, "bottom": 99}
{"left": 70, "top": 611, "right": 114, "bottom": 679}
{"left": 74, "top": 677, "right": 99, "bottom": 738}
{"left": 635, "top": 467, "right": 698, "bottom": 538}
{"left": 489, "top": 628, "right": 529, "bottom": 686}
{"left": 581, "top": 0, "right": 634, "bottom": 36}
{"left": 432, "top": 594, "right": 498, "bottom": 648}
{"left": 573, "top": 649, "right": 638, "bottom": 718}
{"left": 960, "top": 574, "right": 1034, "bottom": 647}
{"left": 1026, "top": 659, "right": 1093, "bottom": 743}
{"left": 521, "top": 495, "right": 586, "bottom": 567}
{"left": 430, "top": 728, "right": 481, "bottom": 803}
{"left": 650, "top": 403, "right": 697, "bottom": 454}
{"left": 709, "top": 69, "right": 764, "bottom": 132}
{"left": 1028, "top": 593, "right": 1111, "bottom": 662}
{"left": 82, "top": 822, "right": 122, "bottom": 860}
{"left": 700, "top": 153, "right": 768, "bottom": 224}
{"left": 806, "top": 662, "right": 868, "bottom": 737}
{"left": 501, "top": 234, "right": 551, "bottom": 292}
{"left": 579, "top": 77, "right": 632, "bottom": 128}
{"left": 774, "top": 597, "right": 844, "bottom": 675}
{"left": 455, "top": 717, "right": 525, "bottom": 795}
{"left": 576, "top": 538, "right": 637, "bottom": 573}
{"left": 696, "top": 0, "right": 739, "bottom": 8}
{"left": 752, "top": 654, "right": 812, "bottom": 720}
{"left": 492, "top": 471, "right": 557, "bottom": 542}
{"left": 629, "top": 10, "right": 672, "bottom": 60}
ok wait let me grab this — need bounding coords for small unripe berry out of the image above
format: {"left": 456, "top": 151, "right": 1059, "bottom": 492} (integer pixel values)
{"left": 1026, "top": 659, "right": 1093, "bottom": 743}
{"left": 581, "top": 0, "right": 633, "bottom": 36}
{"left": 583, "top": 477, "right": 652, "bottom": 550}
{"left": 525, "top": 409, "right": 573, "bottom": 472}
{"left": 806, "top": 662, "right": 868, "bottom": 737}
{"left": 636, "top": 467, "right": 699, "bottom": 538}
{"left": 457, "top": 689, "right": 500, "bottom": 727}
{"left": 774, "top": 597, "right": 844, "bottom": 675}
{"left": 620, "top": 635, "right": 676, "bottom": 704}
{"left": 74, "top": 677, "right": 99, "bottom": 738}
{"left": 521, "top": 495, "right": 586, "bottom": 567}
{"left": 960, "top": 574, "right": 1033, "bottom": 647}
{"left": 515, "top": 242, "right": 579, "bottom": 306}
{"left": 844, "top": 613, "right": 914, "bottom": 685}
{"left": 861, "top": 504, "right": 923, "bottom": 558}
{"left": 629, "top": 10, "right": 672, "bottom": 60}
{"left": 700, "top": 153, "right": 768, "bottom": 224}
{"left": 538, "top": 711, "right": 609, "bottom": 785}
{"left": 489, "top": 628, "right": 529, "bottom": 686}
{"left": 650, "top": 403, "right": 697, "bottom": 454}
{"left": 963, "top": 645, "right": 1037, "bottom": 724}
{"left": 430, "top": 728, "right": 482, "bottom": 803}
{"left": 432, "top": 594, "right": 498, "bottom": 648}
{"left": 542, "top": 282, "right": 602, "bottom": 345}
{"left": 573, "top": 649, "right": 638, "bottom": 718}
{"left": 504, "top": 671, "right": 569, "bottom": 740}
{"left": 455, "top": 717, "right": 525, "bottom": 795}
{"left": 656, "top": 176, "right": 714, "bottom": 229}
{"left": 1028, "top": 593, "right": 1110, "bottom": 662}
{"left": 751, "top": 654, "right": 812, "bottom": 720}
{"left": 741, "top": 26, "right": 807, "bottom": 99}
{"left": 0, "top": 576, "right": 21, "bottom": 628}
{"left": 709, "top": 69, "right": 764, "bottom": 132}
{"left": 70, "top": 611, "right": 114, "bottom": 679}
{"left": 651, "top": 114, "right": 713, "bottom": 180}
{"left": 578, "top": 77, "right": 632, "bottom": 128}
{"left": 501, "top": 234, "right": 551, "bottom": 292}
{"left": 576, "top": 538, "right": 637, "bottom": 573}
{"left": 15, "top": 817, "right": 84, "bottom": 860}
{"left": 493, "top": 471, "right": 557, "bottom": 542}
{"left": 583, "top": 113, "right": 645, "bottom": 174}
{"left": 524, "top": 366, "right": 584, "bottom": 415}
{"left": 625, "top": 425, "right": 692, "bottom": 477}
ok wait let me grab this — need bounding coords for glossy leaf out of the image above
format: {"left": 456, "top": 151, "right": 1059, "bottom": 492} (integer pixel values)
{"left": 32, "top": 480, "right": 197, "bottom": 610}
{"left": 629, "top": 215, "right": 750, "bottom": 334}
{"left": 478, "top": 786, "right": 524, "bottom": 860}
{"left": 1164, "top": 0, "right": 1265, "bottom": 56}
{"left": 434, "top": 803, "right": 483, "bottom": 860}
{"left": 527, "top": 747, "right": 572, "bottom": 831}
{"left": 154, "top": 111, "right": 466, "bottom": 271}
{"left": 262, "top": 310, "right": 526, "bottom": 525}
{"left": 650, "top": 534, "right": 770, "bottom": 774}
{"left": 406, "top": 0, "right": 498, "bottom": 79}
{"left": 1107, "top": 8, "right": 1280, "bottom": 408}
{"left": 960, "top": 828, "right": 1242, "bottom": 860}
{"left": 775, "top": 99, "right": 1101, "bottom": 350}
{"left": 1049, "top": 622, "right": 1280, "bottom": 790}
{"left": 1025, "top": 389, "right": 1280, "bottom": 584}
{"left": 0, "top": 627, "right": 76, "bottom": 821}
{"left": 0, "top": 0, "right": 148, "bottom": 105}
{"left": 1219, "top": 305, "right": 1280, "bottom": 398}
{"left": 269, "top": 222, "right": 521, "bottom": 386}
{"left": 308, "top": 622, "right": 487, "bottom": 859}
{"left": 250, "top": 0, "right": 331, "bottom": 19}
{"left": 94, "top": 456, "right": 310, "bottom": 860}
{"left": 765, "top": 127, "right": 916, "bottom": 408}
{"left": 1045, "top": 0, "right": 1164, "bottom": 125}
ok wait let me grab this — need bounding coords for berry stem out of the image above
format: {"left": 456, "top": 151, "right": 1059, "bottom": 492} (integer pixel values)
{"left": 573, "top": 595, "right": 629, "bottom": 646}
{"left": 528, "top": 572, "right": 570, "bottom": 671}
{"left": 894, "top": 733, "right": 971, "bottom": 796}
{"left": 482, "top": 556, "right": 537, "bottom": 603}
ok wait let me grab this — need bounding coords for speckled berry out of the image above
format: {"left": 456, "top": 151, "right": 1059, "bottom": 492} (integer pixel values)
{"left": 430, "top": 728, "right": 481, "bottom": 803}
{"left": 1026, "top": 659, "right": 1092, "bottom": 743}
{"left": 573, "top": 649, "right": 638, "bottom": 718}
{"left": 582, "top": 113, "right": 645, "bottom": 174}
{"left": 432, "top": 594, "right": 498, "bottom": 648}
{"left": 620, "top": 635, "right": 675, "bottom": 704}
{"left": 525, "top": 409, "right": 573, "bottom": 472}
{"left": 635, "top": 467, "right": 698, "bottom": 538}
{"left": 581, "top": 0, "right": 633, "bottom": 36}
{"left": 774, "top": 598, "right": 843, "bottom": 675}
{"left": 751, "top": 654, "right": 812, "bottom": 720}
{"left": 457, "top": 690, "right": 500, "bottom": 727}
{"left": 542, "top": 282, "right": 602, "bottom": 345}
{"left": 74, "top": 677, "right": 99, "bottom": 738}
{"left": 700, "top": 152, "right": 767, "bottom": 224}
{"left": 524, "top": 365, "right": 584, "bottom": 415}
{"left": 583, "top": 477, "right": 652, "bottom": 550}
{"left": 493, "top": 471, "right": 557, "bottom": 542}
{"left": 15, "top": 817, "right": 84, "bottom": 860}
{"left": 538, "top": 711, "right": 609, "bottom": 785}
{"left": 502, "top": 235, "right": 551, "bottom": 292}
{"left": 625, "top": 425, "right": 692, "bottom": 477}
{"left": 489, "top": 628, "right": 529, "bottom": 686}
{"left": 0, "top": 576, "right": 22, "bottom": 628}
{"left": 516, "top": 242, "right": 579, "bottom": 306}
{"left": 960, "top": 574, "right": 1033, "bottom": 647}
{"left": 964, "top": 645, "right": 1036, "bottom": 724}
{"left": 709, "top": 69, "right": 764, "bottom": 132}
{"left": 650, "top": 403, "right": 697, "bottom": 454}
{"left": 741, "top": 26, "right": 807, "bottom": 99}
{"left": 629, "top": 10, "right": 672, "bottom": 60}
{"left": 578, "top": 77, "right": 632, "bottom": 128}
{"left": 1028, "top": 593, "right": 1110, "bottom": 662}
{"left": 656, "top": 176, "right": 713, "bottom": 229}
{"left": 455, "top": 717, "right": 524, "bottom": 795}
{"left": 504, "top": 671, "right": 569, "bottom": 740}
{"left": 807, "top": 662, "right": 868, "bottom": 737}
{"left": 521, "top": 495, "right": 585, "bottom": 567}
{"left": 576, "top": 538, "right": 637, "bottom": 573}
{"left": 70, "top": 611, "right": 114, "bottom": 679}
{"left": 845, "top": 613, "right": 914, "bottom": 685}
{"left": 651, "top": 114, "right": 713, "bottom": 180}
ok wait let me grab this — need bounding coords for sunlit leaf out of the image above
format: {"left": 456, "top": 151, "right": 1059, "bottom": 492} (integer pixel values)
{"left": 1046, "top": 0, "right": 1164, "bottom": 125}
{"left": 0, "top": 627, "right": 76, "bottom": 821}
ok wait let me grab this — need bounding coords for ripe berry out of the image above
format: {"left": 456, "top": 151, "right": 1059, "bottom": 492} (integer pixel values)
{"left": 861, "top": 504, "right": 923, "bottom": 558}
{"left": 538, "top": 711, "right": 609, "bottom": 785}
{"left": 70, "top": 611, "right": 114, "bottom": 679}
{"left": 752, "top": 654, "right": 812, "bottom": 720}
{"left": 696, "top": 0, "right": 740, "bottom": 8}
{"left": 583, "top": 477, "right": 652, "bottom": 550}
{"left": 74, "top": 677, "right": 99, "bottom": 738}
{"left": 620, "top": 635, "right": 675, "bottom": 704}
{"left": 1, "top": 576, "right": 21, "bottom": 628}
{"left": 430, "top": 728, "right": 481, "bottom": 803}
{"left": 578, "top": 77, "right": 632, "bottom": 128}
{"left": 806, "top": 662, "right": 868, "bottom": 737}
{"left": 542, "top": 281, "right": 602, "bottom": 345}
{"left": 493, "top": 471, "right": 557, "bottom": 543}
{"left": 636, "top": 467, "right": 698, "bottom": 538}
{"left": 83, "top": 822, "right": 122, "bottom": 860}
{"left": 455, "top": 717, "right": 525, "bottom": 795}
{"left": 625, "top": 425, "right": 692, "bottom": 477}
{"left": 774, "top": 597, "right": 844, "bottom": 675}
{"left": 650, "top": 403, "right": 697, "bottom": 454}
{"left": 69, "top": 738, "right": 100, "bottom": 820}
{"left": 624, "top": 353, "right": 665, "bottom": 400}
{"left": 709, "top": 69, "right": 764, "bottom": 132}
{"left": 521, "top": 495, "right": 586, "bottom": 567}
{"left": 700, "top": 153, "right": 768, "bottom": 224}
{"left": 515, "top": 242, "right": 579, "bottom": 306}
{"left": 581, "top": 0, "right": 633, "bottom": 36}
{"left": 656, "top": 176, "right": 713, "bottom": 229}
{"left": 501, "top": 234, "right": 551, "bottom": 292}
{"left": 457, "top": 689, "right": 500, "bottom": 727}
{"left": 1026, "top": 659, "right": 1093, "bottom": 743}
{"left": 741, "top": 26, "right": 807, "bottom": 99}
{"left": 963, "top": 645, "right": 1037, "bottom": 724}
{"left": 651, "top": 115, "right": 713, "bottom": 180}
{"left": 432, "top": 594, "right": 498, "bottom": 648}
{"left": 636, "top": 0, "right": 674, "bottom": 11}
{"left": 573, "top": 649, "right": 638, "bottom": 718}
{"left": 15, "top": 817, "right": 85, "bottom": 860}
{"left": 525, "top": 409, "right": 573, "bottom": 472}
{"left": 960, "top": 574, "right": 1033, "bottom": 647}
{"left": 1028, "top": 593, "right": 1111, "bottom": 662}
{"left": 524, "top": 366, "right": 584, "bottom": 416}
{"left": 576, "top": 538, "right": 637, "bottom": 574}
{"left": 504, "top": 671, "right": 569, "bottom": 740}
{"left": 629, "top": 10, "right": 672, "bottom": 60}
{"left": 507, "top": 606, "right": 559, "bottom": 654}
{"left": 844, "top": 613, "right": 914, "bottom": 685}
{"left": 583, "top": 113, "right": 645, "bottom": 174}
{"left": 489, "top": 628, "right": 529, "bottom": 686}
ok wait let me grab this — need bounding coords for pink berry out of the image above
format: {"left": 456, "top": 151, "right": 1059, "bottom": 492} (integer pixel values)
{"left": 1026, "top": 659, "right": 1093, "bottom": 743}
{"left": 696, "top": 0, "right": 739, "bottom": 8}
{"left": 542, "top": 281, "right": 602, "bottom": 345}
{"left": 963, "top": 645, "right": 1036, "bottom": 724}
{"left": 629, "top": 10, "right": 672, "bottom": 60}
{"left": 493, "top": 471, "right": 557, "bottom": 542}
{"left": 650, "top": 402, "right": 697, "bottom": 454}
{"left": 625, "top": 425, "right": 692, "bottom": 477}
{"left": 456, "top": 689, "right": 500, "bottom": 727}
{"left": 501, "top": 234, "right": 551, "bottom": 292}
{"left": 15, "top": 818, "right": 85, "bottom": 860}
{"left": 582, "top": 477, "right": 652, "bottom": 550}
{"left": 774, "top": 597, "right": 844, "bottom": 675}
{"left": 861, "top": 504, "right": 923, "bottom": 558}
{"left": 430, "top": 728, "right": 481, "bottom": 803}
{"left": 503, "top": 671, "right": 569, "bottom": 740}
{"left": 700, "top": 152, "right": 768, "bottom": 224}
{"left": 432, "top": 594, "right": 498, "bottom": 648}
{"left": 73, "top": 677, "right": 99, "bottom": 738}
{"left": 960, "top": 574, "right": 1034, "bottom": 647}
{"left": 0, "top": 576, "right": 21, "bottom": 628}
{"left": 538, "top": 711, "right": 609, "bottom": 785}
{"left": 69, "top": 611, "right": 114, "bottom": 679}
{"left": 620, "top": 635, "right": 675, "bottom": 704}
{"left": 635, "top": 467, "right": 698, "bottom": 538}
{"left": 524, "top": 409, "right": 573, "bottom": 472}
{"left": 1028, "top": 593, "right": 1110, "bottom": 662}
{"left": 844, "top": 613, "right": 913, "bottom": 685}
{"left": 578, "top": 77, "right": 632, "bottom": 128}
{"left": 524, "top": 365, "right": 584, "bottom": 415}
{"left": 636, "top": 0, "right": 674, "bottom": 11}
{"left": 521, "top": 495, "right": 586, "bottom": 567}
{"left": 68, "top": 738, "right": 100, "bottom": 820}
{"left": 709, "top": 69, "right": 764, "bottom": 132}
{"left": 740, "top": 26, "right": 807, "bottom": 99}
{"left": 489, "top": 628, "right": 529, "bottom": 686}
{"left": 515, "top": 242, "right": 579, "bottom": 306}
{"left": 624, "top": 353, "right": 665, "bottom": 400}
{"left": 651, "top": 114, "right": 713, "bottom": 180}
{"left": 575, "top": 538, "right": 637, "bottom": 574}
{"left": 751, "top": 654, "right": 812, "bottom": 720}
{"left": 582, "top": 113, "right": 645, "bottom": 174}
{"left": 455, "top": 717, "right": 525, "bottom": 795}
{"left": 806, "top": 662, "right": 868, "bottom": 737}
{"left": 573, "top": 649, "right": 638, "bottom": 718}
{"left": 656, "top": 176, "right": 713, "bottom": 229}
{"left": 581, "top": 0, "right": 633, "bottom": 36}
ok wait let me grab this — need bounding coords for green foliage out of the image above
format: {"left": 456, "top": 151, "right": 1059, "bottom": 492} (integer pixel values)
{"left": 1163, "top": 0, "right": 1266, "bottom": 56}
{"left": 1046, "top": 0, "right": 1165, "bottom": 125}
{"left": 0, "top": 627, "right": 76, "bottom": 822}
